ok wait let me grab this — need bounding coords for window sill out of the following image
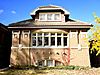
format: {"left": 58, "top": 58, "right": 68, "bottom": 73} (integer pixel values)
{"left": 31, "top": 46, "right": 68, "bottom": 48}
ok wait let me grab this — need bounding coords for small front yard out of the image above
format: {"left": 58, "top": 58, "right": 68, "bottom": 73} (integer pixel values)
{"left": 0, "top": 66, "right": 100, "bottom": 75}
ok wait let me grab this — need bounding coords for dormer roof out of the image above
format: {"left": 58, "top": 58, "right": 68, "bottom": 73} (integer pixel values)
{"left": 30, "top": 5, "right": 70, "bottom": 15}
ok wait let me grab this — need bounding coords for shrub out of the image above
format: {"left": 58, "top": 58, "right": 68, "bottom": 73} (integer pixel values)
{"left": 10, "top": 65, "right": 88, "bottom": 70}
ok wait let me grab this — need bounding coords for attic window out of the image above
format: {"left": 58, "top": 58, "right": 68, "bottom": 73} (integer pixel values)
{"left": 54, "top": 14, "right": 60, "bottom": 20}
{"left": 47, "top": 14, "right": 52, "bottom": 20}
{"left": 40, "top": 14, "right": 45, "bottom": 20}
{"left": 39, "top": 13, "right": 61, "bottom": 21}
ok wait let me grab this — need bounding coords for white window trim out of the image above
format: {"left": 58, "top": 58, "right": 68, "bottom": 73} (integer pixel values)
{"left": 39, "top": 13, "right": 61, "bottom": 21}
{"left": 31, "top": 32, "right": 69, "bottom": 48}
{"left": 38, "top": 60, "right": 55, "bottom": 67}
{"left": 61, "top": 33, "right": 63, "bottom": 46}
{"left": 36, "top": 33, "right": 38, "bottom": 47}
{"left": 49, "top": 33, "right": 51, "bottom": 47}
{"left": 39, "top": 14, "right": 46, "bottom": 21}
{"left": 47, "top": 14, "right": 53, "bottom": 21}
{"left": 42, "top": 33, "right": 44, "bottom": 47}
{"left": 55, "top": 33, "right": 57, "bottom": 47}
{"left": 37, "top": 60, "right": 64, "bottom": 67}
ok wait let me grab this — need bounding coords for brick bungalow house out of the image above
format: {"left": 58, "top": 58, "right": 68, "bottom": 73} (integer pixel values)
{"left": 8, "top": 5, "right": 92, "bottom": 67}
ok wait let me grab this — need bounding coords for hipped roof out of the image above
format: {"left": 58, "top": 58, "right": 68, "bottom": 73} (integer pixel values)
{"left": 8, "top": 5, "right": 93, "bottom": 29}
{"left": 8, "top": 19, "right": 92, "bottom": 29}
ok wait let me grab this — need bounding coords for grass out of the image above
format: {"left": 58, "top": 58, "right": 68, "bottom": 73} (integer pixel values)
{"left": 10, "top": 65, "right": 90, "bottom": 70}
{"left": 0, "top": 65, "right": 91, "bottom": 75}
{"left": 0, "top": 70, "right": 36, "bottom": 75}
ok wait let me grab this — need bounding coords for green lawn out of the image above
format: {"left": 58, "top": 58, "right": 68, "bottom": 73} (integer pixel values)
{"left": 0, "top": 66, "right": 100, "bottom": 75}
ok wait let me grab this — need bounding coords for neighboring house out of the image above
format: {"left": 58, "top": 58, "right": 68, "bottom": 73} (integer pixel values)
{"left": 8, "top": 5, "right": 92, "bottom": 67}
{"left": 0, "top": 23, "right": 11, "bottom": 69}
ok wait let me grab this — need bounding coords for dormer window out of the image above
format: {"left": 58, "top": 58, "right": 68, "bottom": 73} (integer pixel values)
{"left": 47, "top": 14, "right": 52, "bottom": 20}
{"left": 54, "top": 14, "right": 60, "bottom": 20}
{"left": 39, "top": 13, "right": 61, "bottom": 21}
{"left": 39, "top": 14, "right": 45, "bottom": 20}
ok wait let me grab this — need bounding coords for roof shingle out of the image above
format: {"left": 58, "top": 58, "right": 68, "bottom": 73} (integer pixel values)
{"left": 8, "top": 19, "right": 92, "bottom": 29}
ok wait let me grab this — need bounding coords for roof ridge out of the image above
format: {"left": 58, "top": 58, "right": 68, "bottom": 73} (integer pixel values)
{"left": 48, "top": 4, "right": 61, "bottom": 7}
{"left": 39, "top": 4, "right": 60, "bottom": 8}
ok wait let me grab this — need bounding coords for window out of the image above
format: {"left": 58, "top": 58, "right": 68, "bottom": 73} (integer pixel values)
{"left": 57, "top": 37, "right": 61, "bottom": 46}
{"left": 37, "top": 33, "right": 42, "bottom": 46}
{"left": 64, "top": 37, "right": 67, "bottom": 46}
{"left": 38, "top": 60, "right": 63, "bottom": 67}
{"left": 54, "top": 14, "right": 60, "bottom": 20}
{"left": 32, "top": 37, "right": 36, "bottom": 46}
{"left": 38, "top": 37, "right": 42, "bottom": 46}
{"left": 39, "top": 14, "right": 45, "bottom": 20}
{"left": 44, "top": 33, "right": 49, "bottom": 46}
{"left": 55, "top": 61, "right": 62, "bottom": 66}
{"left": 38, "top": 60, "right": 54, "bottom": 67}
{"left": 32, "top": 32, "right": 68, "bottom": 48}
{"left": 39, "top": 13, "right": 61, "bottom": 21}
{"left": 57, "top": 33, "right": 61, "bottom": 46}
{"left": 38, "top": 60, "right": 45, "bottom": 66}
{"left": 63, "top": 33, "right": 67, "bottom": 46}
{"left": 51, "top": 33, "right": 55, "bottom": 46}
{"left": 47, "top": 14, "right": 52, "bottom": 20}
{"left": 47, "top": 60, "right": 53, "bottom": 67}
{"left": 51, "top": 37, "right": 55, "bottom": 46}
{"left": 32, "top": 33, "right": 36, "bottom": 46}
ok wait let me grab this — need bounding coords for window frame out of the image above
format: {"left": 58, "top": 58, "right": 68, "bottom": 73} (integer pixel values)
{"left": 38, "top": 60, "right": 62, "bottom": 67}
{"left": 54, "top": 14, "right": 60, "bottom": 20}
{"left": 39, "top": 14, "right": 46, "bottom": 21}
{"left": 31, "top": 32, "right": 68, "bottom": 48}
{"left": 39, "top": 13, "right": 61, "bottom": 21}
{"left": 47, "top": 14, "right": 53, "bottom": 21}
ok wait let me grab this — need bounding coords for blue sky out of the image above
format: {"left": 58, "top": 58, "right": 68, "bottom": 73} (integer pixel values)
{"left": 0, "top": 0, "right": 100, "bottom": 25}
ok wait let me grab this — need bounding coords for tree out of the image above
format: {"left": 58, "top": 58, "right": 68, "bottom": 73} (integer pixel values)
{"left": 89, "top": 13, "right": 100, "bottom": 56}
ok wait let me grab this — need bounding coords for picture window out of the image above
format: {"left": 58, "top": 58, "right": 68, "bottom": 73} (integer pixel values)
{"left": 32, "top": 32, "right": 68, "bottom": 47}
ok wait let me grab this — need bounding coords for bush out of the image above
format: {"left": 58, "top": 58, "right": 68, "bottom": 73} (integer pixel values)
{"left": 10, "top": 65, "right": 39, "bottom": 70}
{"left": 10, "top": 65, "right": 87, "bottom": 70}
{"left": 37, "top": 65, "right": 82, "bottom": 70}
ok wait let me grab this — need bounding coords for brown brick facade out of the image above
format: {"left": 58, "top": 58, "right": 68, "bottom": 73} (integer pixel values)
{"left": 9, "top": 5, "right": 92, "bottom": 67}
